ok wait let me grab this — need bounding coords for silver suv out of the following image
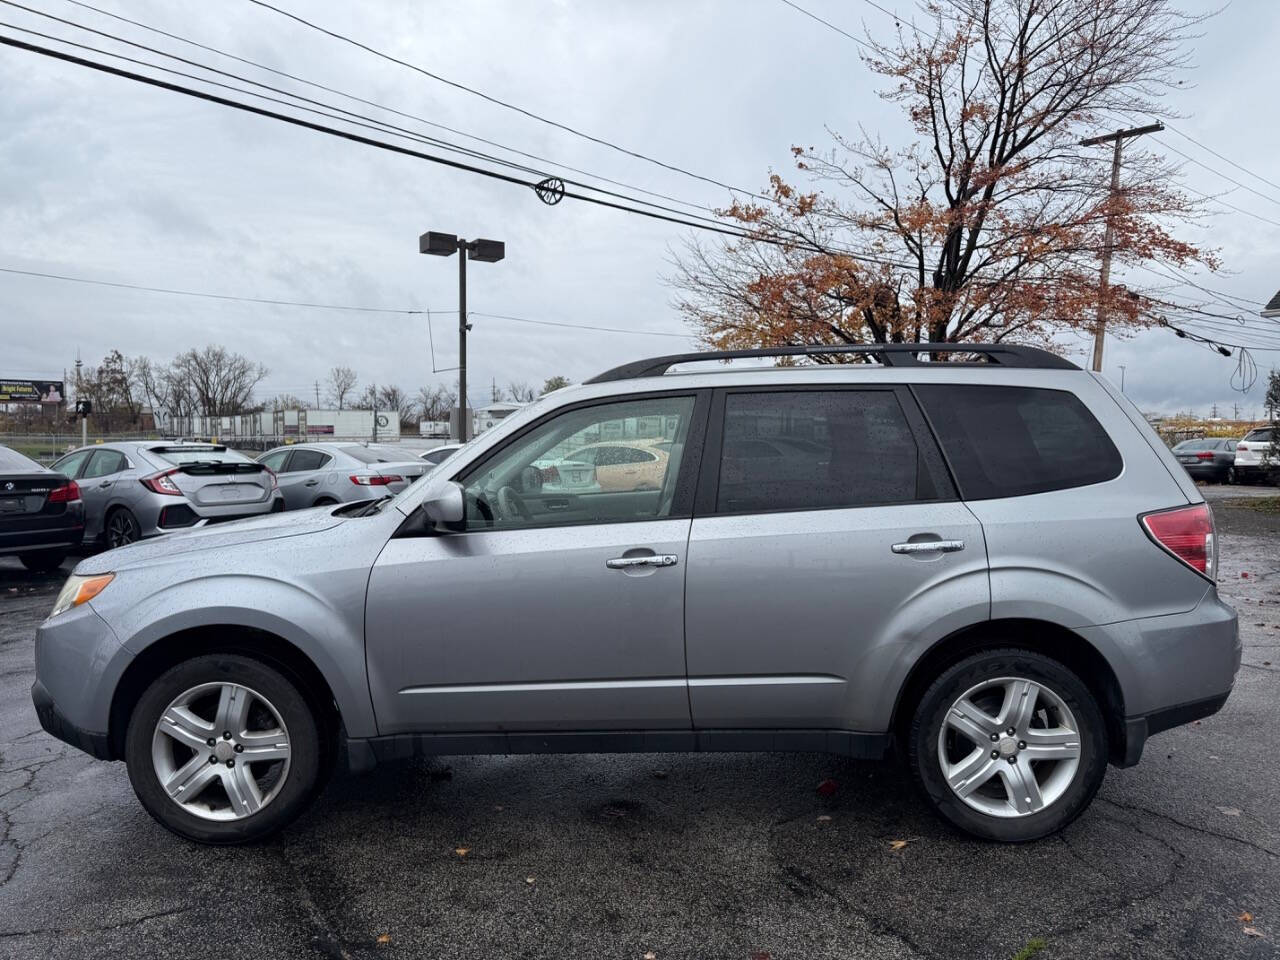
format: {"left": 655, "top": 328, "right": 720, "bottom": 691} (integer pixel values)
{"left": 31, "top": 344, "right": 1240, "bottom": 844}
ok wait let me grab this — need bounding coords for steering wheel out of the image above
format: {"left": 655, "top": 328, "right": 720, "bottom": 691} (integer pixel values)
{"left": 496, "top": 485, "right": 532, "bottom": 522}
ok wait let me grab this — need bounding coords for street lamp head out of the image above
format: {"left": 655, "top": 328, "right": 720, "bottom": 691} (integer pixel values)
{"left": 467, "top": 239, "right": 505, "bottom": 263}
{"left": 420, "top": 231, "right": 459, "bottom": 256}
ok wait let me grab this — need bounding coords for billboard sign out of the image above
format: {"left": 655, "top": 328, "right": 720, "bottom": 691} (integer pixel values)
{"left": 0, "top": 379, "right": 65, "bottom": 404}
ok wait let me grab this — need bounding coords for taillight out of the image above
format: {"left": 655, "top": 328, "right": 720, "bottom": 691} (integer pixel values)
{"left": 47, "top": 480, "right": 80, "bottom": 503}
{"left": 141, "top": 469, "right": 184, "bottom": 496}
{"left": 1140, "top": 503, "right": 1215, "bottom": 581}
{"left": 1195, "top": 451, "right": 1214, "bottom": 461}
{"left": 265, "top": 468, "right": 278, "bottom": 490}
{"left": 350, "top": 474, "right": 402, "bottom": 486}
{"left": 541, "top": 465, "right": 561, "bottom": 483}
{"left": 1238, "top": 444, "right": 1248, "bottom": 451}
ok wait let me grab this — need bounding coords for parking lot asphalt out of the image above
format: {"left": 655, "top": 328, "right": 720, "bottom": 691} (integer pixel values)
{"left": 1, "top": 511, "right": 1278, "bottom": 959}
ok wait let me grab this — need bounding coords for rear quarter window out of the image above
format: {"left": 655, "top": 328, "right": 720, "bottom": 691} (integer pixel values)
{"left": 915, "top": 384, "right": 1122, "bottom": 500}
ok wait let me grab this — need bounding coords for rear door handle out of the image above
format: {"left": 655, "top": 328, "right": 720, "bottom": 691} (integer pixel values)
{"left": 304, "top": 479, "right": 319, "bottom": 486}
{"left": 606, "top": 554, "right": 679, "bottom": 569}
{"left": 891, "top": 539, "right": 965, "bottom": 554}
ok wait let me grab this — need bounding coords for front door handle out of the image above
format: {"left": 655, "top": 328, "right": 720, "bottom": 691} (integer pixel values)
{"left": 891, "top": 539, "right": 965, "bottom": 555}
{"left": 606, "top": 554, "right": 679, "bottom": 569}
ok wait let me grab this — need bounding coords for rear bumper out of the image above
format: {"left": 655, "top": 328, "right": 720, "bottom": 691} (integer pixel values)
{"left": 1180, "top": 463, "right": 1227, "bottom": 480}
{"left": 0, "top": 522, "right": 84, "bottom": 555}
{"left": 1118, "top": 691, "right": 1231, "bottom": 766}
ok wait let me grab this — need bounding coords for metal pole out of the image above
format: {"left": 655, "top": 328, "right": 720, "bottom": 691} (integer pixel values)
{"left": 1119, "top": 364, "right": 1126, "bottom": 394}
{"left": 81, "top": 412, "right": 86, "bottom": 447}
{"left": 458, "top": 240, "right": 468, "bottom": 443}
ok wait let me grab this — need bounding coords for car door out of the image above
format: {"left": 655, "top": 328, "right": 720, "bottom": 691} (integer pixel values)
{"left": 683, "top": 386, "right": 989, "bottom": 733}
{"left": 277, "top": 448, "right": 332, "bottom": 508}
{"left": 77, "top": 448, "right": 130, "bottom": 540}
{"left": 364, "top": 392, "right": 708, "bottom": 736}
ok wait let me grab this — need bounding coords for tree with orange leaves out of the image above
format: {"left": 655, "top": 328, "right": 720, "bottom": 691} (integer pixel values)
{"left": 670, "top": 0, "right": 1217, "bottom": 353}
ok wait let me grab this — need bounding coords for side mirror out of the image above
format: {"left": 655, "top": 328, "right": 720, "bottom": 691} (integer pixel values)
{"left": 421, "top": 479, "right": 465, "bottom": 524}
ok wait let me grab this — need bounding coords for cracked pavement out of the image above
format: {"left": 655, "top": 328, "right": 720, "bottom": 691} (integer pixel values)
{"left": 1, "top": 523, "right": 1277, "bottom": 959}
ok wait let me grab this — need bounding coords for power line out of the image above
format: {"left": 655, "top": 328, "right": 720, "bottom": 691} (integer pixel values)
{"left": 0, "top": 4, "right": 739, "bottom": 232}
{"left": 0, "top": 265, "right": 427, "bottom": 313}
{"left": 777, "top": 0, "right": 872, "bottom": 50}
{"left": 0, "top": 263, "right": 693, "bottom": 338}
{"left": 242, "top": 0, "right": 770, "bottom": 203}
{"left": 1154, "top": 135, "right": 1280, "bottom": 209}
{"left": 54, "top": 0, "right": 723, "bottom": 218}
{"left": 0, "top": 33, "right": 914, "bottom": 267}
{"left": 1163, "top": 121, "right": 1280, "bottom": 195}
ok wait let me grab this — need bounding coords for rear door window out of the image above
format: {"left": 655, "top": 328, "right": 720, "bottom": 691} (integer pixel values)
{"left": 915, "top": 384, "right": 1122, "bottom": 500}
{"left": 713, "top": 389, "right": 931, "bottom": 514}
{"left": 82, "top": 449, "right": 128, "bottom": 478}
{"left": 287, "top": 449, "right": 331, "bottom": 472}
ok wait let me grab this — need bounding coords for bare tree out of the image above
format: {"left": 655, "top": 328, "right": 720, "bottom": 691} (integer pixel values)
{"left": 670, "top": 0, "right": 1215, "bottom": 351}
{"left": 169, "top": 345, "right": 268, "bottom": 416}
{"left": 267, "top": 393, "right": 310, "bottom": 411}
{"left": 375, "top": 384, "right": 416, "bottom": 427}
{"left": 325, "top": 366, "right": 358, "bottom": 410}
{"left": 506, "top": 381, "right": 538, "bottom": 404}
{"left": 416, "top": 384, "right": 456, "bottom": 421}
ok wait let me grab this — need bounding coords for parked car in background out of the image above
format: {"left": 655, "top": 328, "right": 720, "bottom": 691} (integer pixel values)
{"left": 0, "top": 444, "right": 83, "bottom": 571}
{"left": 419, "top": 443, "right": 463, "bottom": 466}
{"left": 256, "top": 443, "right": 429, "bottom": 510}
{"left": 1171, "top": 437, "right": 1237, "bottom": 484}
{"left": 1233, "top": 427, "right": 1276, "bottom": 484}
{"left": 51, "top": 442, "right": 282, "bottom": 548}
{"left": 33, "top": 343, "right": 1239, "bottom": 846}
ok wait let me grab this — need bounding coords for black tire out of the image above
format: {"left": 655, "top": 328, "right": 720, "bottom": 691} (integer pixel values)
{"left": 313, "top": 496, "right": 338, "bottom": 507}
{"left": 103, "top": 507, "right": 142, "bottom": 549}
{"left": 125, "top": 654, "right": 323, "bottom": 845}
{"left": 1225, "top": 466, "right": 1236, "bottom": 485}
{"left": 18, "top": 550, "right": 68, "bottom": 573}
{"left": 908, "top": 648, "right": 1108, "bottom": 842}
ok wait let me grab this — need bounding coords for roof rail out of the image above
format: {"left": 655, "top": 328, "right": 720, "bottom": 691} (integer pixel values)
{"left": 585, "top": 343, "right": 1078, "bottom": 383}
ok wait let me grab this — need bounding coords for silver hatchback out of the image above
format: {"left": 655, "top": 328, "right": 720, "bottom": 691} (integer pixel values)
{"left": 255, "top": 442, "right": 429, "bottom": 511}
{"left": 33, "top": 344, "right": 1239, "bottom": 845}
{"left": 51, "top": 442, "right": 283, "bottom": 547}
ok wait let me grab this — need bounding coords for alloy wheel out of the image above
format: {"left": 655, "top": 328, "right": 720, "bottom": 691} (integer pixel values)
{"left": 936, "top": 676, "right": 1081, "bottom": 818}
{"left": 106, "top": 510, "right": 141, "bottom": 547}
{"left": 151, "top": 681, "right": 292, "bottom": 821}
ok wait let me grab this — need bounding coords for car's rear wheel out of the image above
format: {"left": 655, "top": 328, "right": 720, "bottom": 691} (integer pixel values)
{"left": 18, "top": 550, "right": 68, "bottom": 573}
{"left": 1226, "top": 466, "right": 1237, "bottom": 485}
{"left": 104, "top": 507, "right": 142, "bottom": 548}
{"left": 909, "top": 648, "right": 1108, "bottom": 842}
{"left": 313, "top": 496, "right": 338, "bottom": 507}
{"left": 125, "top": 654, "right": 322, "bottom": 844}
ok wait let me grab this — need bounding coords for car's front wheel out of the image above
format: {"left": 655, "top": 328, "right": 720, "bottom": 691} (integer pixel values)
{"left": 125, "top": 654, "right": 322, "bottom": 844}
{"left": 909, "top": 648, "right": 1108, "bottom": 842}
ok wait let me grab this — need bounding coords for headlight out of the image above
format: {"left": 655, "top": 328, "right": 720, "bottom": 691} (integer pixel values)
{"left": 49, "top": 573, "right": 114, "bottom": 619}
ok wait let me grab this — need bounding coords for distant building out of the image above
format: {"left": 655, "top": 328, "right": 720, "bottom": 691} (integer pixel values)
{"left": 473, "top": 402, "right": 525, "bottom": 435}
{"left": 1263, "top": 289, "right": 1280, "bottom": 319}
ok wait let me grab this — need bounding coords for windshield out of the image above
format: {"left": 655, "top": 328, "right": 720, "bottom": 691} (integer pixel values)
{"left": 148, "top": 446, "right": 249, "bottom": 465}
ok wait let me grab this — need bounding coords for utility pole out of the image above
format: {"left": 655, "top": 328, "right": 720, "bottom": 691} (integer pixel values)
{"left": 1118, "top": 364, "right": 1126, "bottom": 394}
{"left": 371, "top": 382, "right": 378, "bottom": 443}
{"left": 314, "top": 380, "right": 320, "bottom": 408}
{"left": 1080, "top": 122, "right": 1164, "bottom": 372}
{"left": 420, "top": 231, "right": 505, "bottom": 444}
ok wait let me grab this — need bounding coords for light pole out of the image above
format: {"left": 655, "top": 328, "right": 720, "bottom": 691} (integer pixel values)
{"left": 419, "top": 231, "right": 505, "bottom": 443}
{"left": 1118, "top": 364, "right": 1126, "bottom": 394}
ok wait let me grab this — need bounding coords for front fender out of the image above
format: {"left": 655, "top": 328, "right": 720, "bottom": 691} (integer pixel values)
{"left": 92, "top": 570, "right": 378, "bottom": 738}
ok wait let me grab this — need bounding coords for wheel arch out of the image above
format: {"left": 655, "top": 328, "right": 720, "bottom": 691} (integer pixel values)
{"left": 107, "top": 625, "right": 341, "bottom": 762}
{"left": 890, "top": 618, "right": 1128, "bottom": 765}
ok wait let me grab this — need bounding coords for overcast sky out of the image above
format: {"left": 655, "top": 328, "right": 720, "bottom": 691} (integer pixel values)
{"left": 2, "top": 0, "right": 1278, "bottom": 418}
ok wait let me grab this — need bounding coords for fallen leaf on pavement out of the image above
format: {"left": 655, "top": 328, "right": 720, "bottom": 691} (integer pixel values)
{"left": 376, "top": 934, "right": 391, "bottom": 945}
{"left": 816, "top": 778, "right": 838, "bottom": 796}
{"left": 1237, "top": 911, "right": 1254, "bottom": 923}
{"left": 1241, "top": 572, "right": 1250, "bottom": 578}
{"left": 889, "top": 838, "right": 916, "bottom": 851}
{"left": 455, "top": 847, "right": 471, "bottom": 857}
{"left": 644, "top": 952, "right": 657, "bottom": 959}
{"left": 493, "top": 805, "right": 504, "bottom": 811}
{"left": 526, "top": 876, "right": 536, "bottom": 884}
{"left": 653, "top": 770, "right": 668, "bottom": 779}
{"left": 817, "top": 815, "right": 832, "bottom": 822}
{"left": 1243, "top": 927, "right": 1262, "bottom": 938}
{"left": 1216, "top": 807, "right": 1242, "bottom": 817}
{"left": 750, "top": 952, "right": 773, "bottom": 960}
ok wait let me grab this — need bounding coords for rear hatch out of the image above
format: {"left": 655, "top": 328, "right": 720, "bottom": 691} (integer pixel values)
{"left": 143, "top": 445, "right": 274, "bottom": 509}
{"left": 1236, "top": 427, "right": 1273, "bottom": 468}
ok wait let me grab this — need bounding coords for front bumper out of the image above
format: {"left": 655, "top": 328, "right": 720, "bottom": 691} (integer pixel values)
{"left": 31, "top": 678, "right": 112, "bottom": 759}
